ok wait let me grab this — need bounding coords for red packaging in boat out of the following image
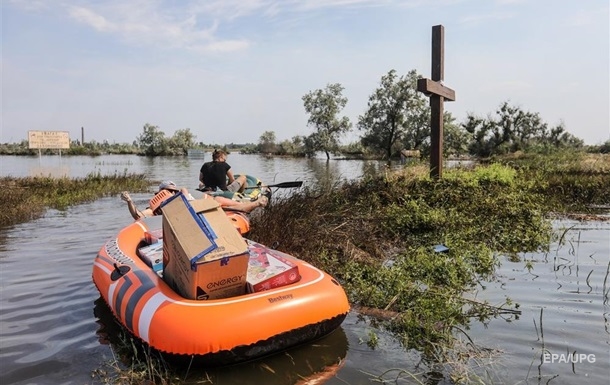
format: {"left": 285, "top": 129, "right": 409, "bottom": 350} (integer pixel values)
{"left": 145, "top": 228, "right": 163, "bottom": 244}
{"left": 247, "top": 242, "right": 300, "bottom": 293}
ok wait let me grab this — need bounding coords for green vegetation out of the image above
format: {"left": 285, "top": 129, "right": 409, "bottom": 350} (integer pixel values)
{"left": 464, "top": 102, "right": 584, "bottom": 157}
{"left": 248, "top": 151, "right": 609, "bottom": 383}
{"left": 135, "top": 124, "right": 198, "bottom": 156}
{"left": 249, "top": 69, "right": 607, "bottom": 160}
{"left": 0, "top": 140, "right": 140, "bottom": 156}
{"left": 301, "top": 83, "right": 353, "bottom": 159}
{"left": 358, "top": 69, "right": 455, "bottom": 159}
{"left": 0, "top": 173, "right": 152, "bottom": 228}
{"left": 0, "top": 125, "right": 203, "bottom": 157}
{"left": 3, "top": 68, "right": 609, "bottom": 160}
{"left": 491, "top": 152, "right": 610, "bottom": 213}
{"left": 252, "top": 162, "right": 543, "bottom": 349}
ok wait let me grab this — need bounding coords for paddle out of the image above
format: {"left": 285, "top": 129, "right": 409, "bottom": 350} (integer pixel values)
{"left": 196, "top": 181, "right": 303, "bottom": 193}
{"left": 243, "top": 181, "right": 303, "bottom": 190}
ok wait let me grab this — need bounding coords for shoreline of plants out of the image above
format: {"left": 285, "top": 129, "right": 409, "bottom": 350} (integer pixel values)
{"left": 249, "top": 151, "right": 609, "bottom": 383}
{"left": 0, "top": 172, "right": 152, "bottom": 229}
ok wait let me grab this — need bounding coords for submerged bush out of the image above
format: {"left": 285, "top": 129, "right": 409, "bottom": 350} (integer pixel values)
{"left": 0, "top": 173, "right": 152, "bottom": 228}
{"left": 494, "top": 152, "right": 610, "bottom": 212}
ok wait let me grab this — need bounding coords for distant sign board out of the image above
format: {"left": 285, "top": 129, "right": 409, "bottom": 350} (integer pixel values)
{"left": 28, "top": 131, "right": 70, "bottom": 149}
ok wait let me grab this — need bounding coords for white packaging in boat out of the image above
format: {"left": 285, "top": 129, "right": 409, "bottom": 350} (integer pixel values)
{"left": 137, "top": 241, "right": 164, "bottom": 276}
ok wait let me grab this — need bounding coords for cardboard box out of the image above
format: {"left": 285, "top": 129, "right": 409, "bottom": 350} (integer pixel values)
{"left": 247, "top": 242, "right": 300, "bottom": 293}
{"left": 138, "top": 241, "right": 164, "bottom": 275}
{"left": 161, "top": 194, "right": 249, "bottom": 300}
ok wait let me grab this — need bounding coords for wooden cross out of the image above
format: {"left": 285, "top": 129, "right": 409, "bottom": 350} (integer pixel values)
{"left": 417, "top": 25, "right": 455, "bottom": 179}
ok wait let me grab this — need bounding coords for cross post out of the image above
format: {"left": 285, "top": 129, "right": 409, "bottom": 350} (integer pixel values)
{"left": 417, "top": 25, "right": 455, "bottom": 179}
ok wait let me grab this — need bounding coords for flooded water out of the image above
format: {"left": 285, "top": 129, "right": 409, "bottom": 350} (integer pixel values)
{"left": 1, "top": 154, "right": 608, "bottom": 384}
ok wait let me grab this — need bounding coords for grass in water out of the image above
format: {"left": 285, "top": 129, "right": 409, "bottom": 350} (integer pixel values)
{"left": 248, "top": 152, "right": 609, "bottom": 383}
{"left": 0, "top": 172, "right": 152, "bottom": 228}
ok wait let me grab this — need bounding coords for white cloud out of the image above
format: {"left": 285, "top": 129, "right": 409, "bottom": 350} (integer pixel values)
{"left": 3, "top": 0, "right": 608, "bottom": 145}
{"left": 57, "top": 0, "right": 408, "bottom": 53}
{"left": 63, "top": 2, "right": 242, "bottom": 52}
{"left": 68, "top": 6, "right": 117, "bottom": 32}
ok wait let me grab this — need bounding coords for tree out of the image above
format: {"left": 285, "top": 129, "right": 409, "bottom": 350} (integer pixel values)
{"left": 595, "top": 140, "right": 610, "bottom": 154}
{"left": 277, "top": 136, "right": 306, "bottom": 156}
{"left": 136, "top": 123, "right": 168, "bottom": 156}
{"left": 302, "top": 83, "right": 352, "bottom": 160}
{"left": 358, "top": 69, "right": 429, "bottom": 160}
{"left": 258, "top": 131, "right": 277, "bottom": 154}
{"left": 463, "top": 101, "right": 583, "bottom": 157}
{"left": 441, "top": 114, "right": 470, "bottom": 158}
{"left": 543, "top": 122, "right": 584, "bottom": 150}
{"left": 169, "top": 128, "right": 197, "bottom": 155}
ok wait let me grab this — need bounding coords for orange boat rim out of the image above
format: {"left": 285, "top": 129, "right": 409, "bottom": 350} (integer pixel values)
{"left": 92, "top": 215, "right": 350, "bottom": 366}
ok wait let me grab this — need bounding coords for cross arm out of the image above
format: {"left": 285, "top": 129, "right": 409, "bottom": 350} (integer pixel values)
{"left": 417, "top": 78, "right": 456, "bottom": 101}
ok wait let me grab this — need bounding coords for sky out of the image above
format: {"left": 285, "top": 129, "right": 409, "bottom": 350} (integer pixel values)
{"left": 1, "top": 0, "right": 609, "bottom": 146}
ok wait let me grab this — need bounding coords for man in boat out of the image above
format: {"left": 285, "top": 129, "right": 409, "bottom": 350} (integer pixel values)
{"left": 199, "top": 149, "right": 246, "bottom": 193}
{"left": 121, "top": 181, "right": 267, "bottom": 221}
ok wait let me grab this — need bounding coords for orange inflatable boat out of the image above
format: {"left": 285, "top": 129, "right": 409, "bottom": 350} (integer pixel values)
{"left": 92, "top": 215, "right": 350, "bottom": 366}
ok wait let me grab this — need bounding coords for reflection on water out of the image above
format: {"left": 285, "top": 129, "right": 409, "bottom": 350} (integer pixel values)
{"left": 0, "top": 201, "right": 122, "bottom": 385}
{"left": 465, "top": 220, "right": 610, "bottom": 384}
{"left": 93, "top": 298, "right": 348, "bottom": 385}
{"left": 0, "top": 155, "right": 608, "bottom": 385}
{"left": 0, "top": 154, "right": 390, "bottom": 191}
{"left": 27, "top": 166, "right": 72, "bottom": 178}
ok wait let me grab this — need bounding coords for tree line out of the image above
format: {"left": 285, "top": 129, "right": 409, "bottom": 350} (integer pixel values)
{"left": 261, "top": 69, "right": 602, "bottom": 159}
{"left": 1, "top": 68, "right": 608, "bottom": 157}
